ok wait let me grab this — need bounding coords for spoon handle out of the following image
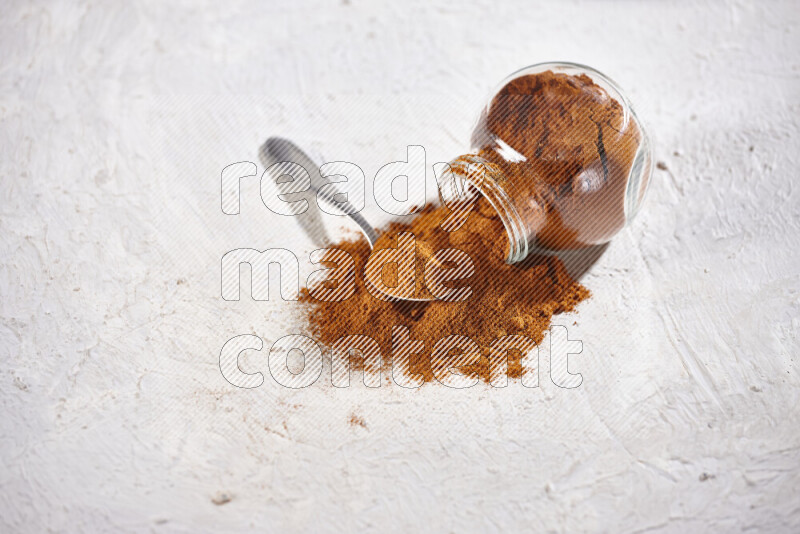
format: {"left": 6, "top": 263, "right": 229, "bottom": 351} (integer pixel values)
{"left": 260, "top": 137, "right": 379, "bottom": 247}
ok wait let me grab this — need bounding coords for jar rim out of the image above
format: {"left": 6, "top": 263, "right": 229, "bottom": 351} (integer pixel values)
{"left": 441, "top": 155, "right": 529, "bottom": 263}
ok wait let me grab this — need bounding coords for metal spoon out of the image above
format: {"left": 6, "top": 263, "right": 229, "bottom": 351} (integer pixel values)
{"left": 260, "top": 137, "right": 433, "bottom": 302}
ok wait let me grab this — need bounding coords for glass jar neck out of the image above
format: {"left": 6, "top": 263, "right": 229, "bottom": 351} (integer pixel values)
{"left": 440, "top": 153, "right": 530, "bottom": 264}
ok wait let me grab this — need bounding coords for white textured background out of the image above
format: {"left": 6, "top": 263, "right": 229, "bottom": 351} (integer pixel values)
{"left": 2, "top": 0, "right": 799, "bottom": 532}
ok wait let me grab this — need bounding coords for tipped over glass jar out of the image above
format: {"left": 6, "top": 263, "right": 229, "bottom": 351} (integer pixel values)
{"left": 439, "top": 62, "right": 653, "bottom": 262}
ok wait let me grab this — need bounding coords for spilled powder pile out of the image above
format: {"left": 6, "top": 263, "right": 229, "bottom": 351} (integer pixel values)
{"left": 299, "top": 195, "right": 589, "bottom": 384}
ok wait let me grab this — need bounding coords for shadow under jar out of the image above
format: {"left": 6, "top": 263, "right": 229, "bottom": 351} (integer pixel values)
{"left": 439, "top": 62, "right": 653, "bottom": 262}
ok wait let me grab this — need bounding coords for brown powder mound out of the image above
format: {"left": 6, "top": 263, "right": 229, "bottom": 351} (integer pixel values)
{"left": 299, "top": 196, "right": 589, "bottom": 384}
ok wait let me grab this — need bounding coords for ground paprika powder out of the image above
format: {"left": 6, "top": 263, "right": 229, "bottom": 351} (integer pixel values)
{"left": 298, "top": 68, "right": 643, "bottom": 384}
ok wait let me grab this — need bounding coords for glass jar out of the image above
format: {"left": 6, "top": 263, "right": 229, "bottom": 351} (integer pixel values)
{"left": 439, "top": 62, "right": 653, "bottom": 263}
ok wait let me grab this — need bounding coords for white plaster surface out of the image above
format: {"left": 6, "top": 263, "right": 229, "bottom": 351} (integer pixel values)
{"left": 1, "top": 0, "right": 800, "bottom": 532}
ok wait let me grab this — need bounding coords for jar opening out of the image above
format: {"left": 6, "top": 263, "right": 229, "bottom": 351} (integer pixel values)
{"left": 439, "top": 155, "right": 529, "bottom": 264}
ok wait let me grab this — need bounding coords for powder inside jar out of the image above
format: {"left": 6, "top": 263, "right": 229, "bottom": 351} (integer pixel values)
{"left": 475, "top": 69, "right": 643, "bottom": 249}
